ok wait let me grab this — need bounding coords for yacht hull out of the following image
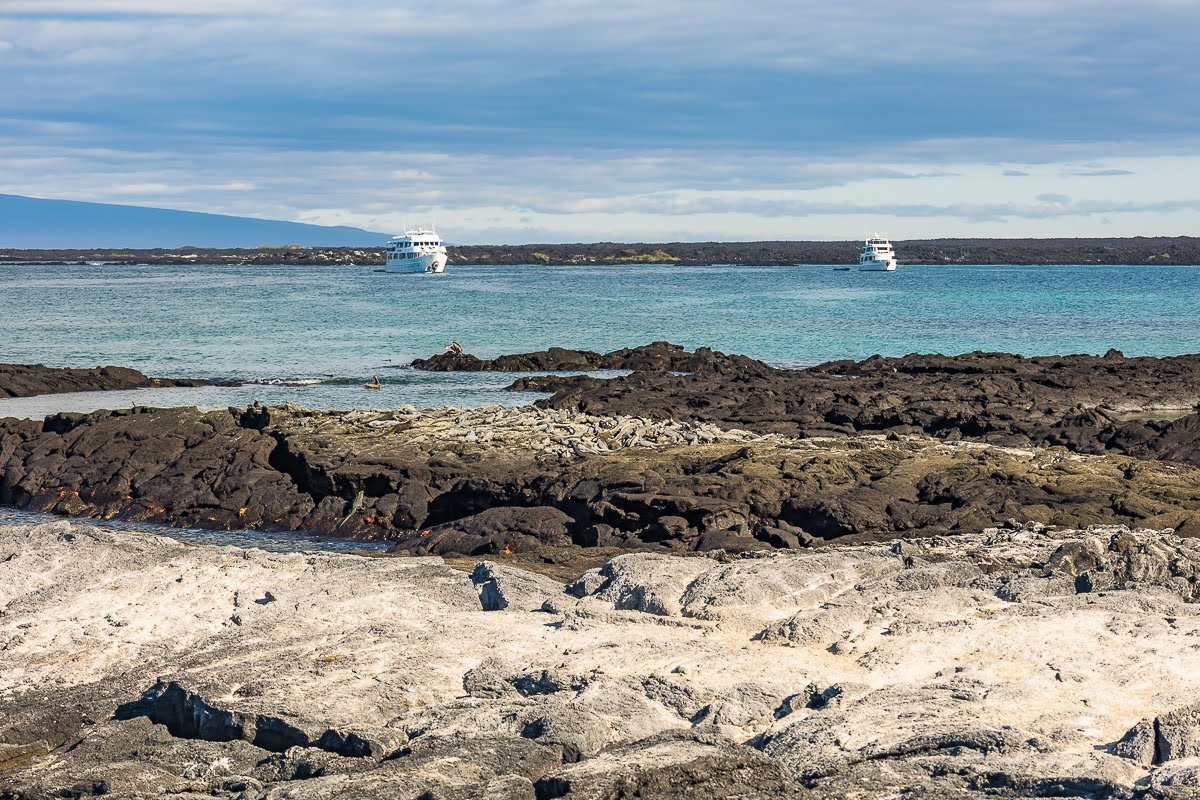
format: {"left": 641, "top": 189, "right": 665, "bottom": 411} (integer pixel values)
{"left": 384, "top": 252, "right": 448, "bottom": 274}
{"left": 859, "top": 258, "right": 897, "bottom": 271}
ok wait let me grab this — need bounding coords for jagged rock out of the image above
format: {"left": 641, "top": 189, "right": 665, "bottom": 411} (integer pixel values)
{"left": 1157, "top": 704, "right": 1200, "bottom": 763}
{"left": 411, "top": 342, "right": 773, "bottom": 376}
{"left": 525, "top": 349, "right": 1200, "bottom": 469}
{"left": 510, "top": 668, "right": 590, "bottom": 697}
{"left": 9, "top": 400, "right": 1200, "bottom": 556}
{"left": 471, "top": 561, "right": 568, "bottom": 612}
{"left": 1149, "top": 759, "right": 1200, "bottom": 799}
{"left": 132, "top": 678, "right": 332, "bottom": 753}
{"left": 1074, "top": 532, "right": 1200, "bottom": 601}
{"left": 402, "top": 507, "right": 576, "bottom": 556}
{"left": 313, "top": 726, "right": 408, "bottom": 760}
{"left": 533, "top": 729, "right": 793, "bottom": 799}
{"left": 693, "top": 682, "right": 792, "bottom": 728}
{"left": 586, "top": 553, "right": 712, "bottom": 616}
{"left": 483, "top": 774, "right": 538, "bottom": 800}
{"left": 566, "top": 567, "right": 607, "bottom": 598}
{"left": 463, "top": 658, "right": 520, "bottom": 700}
{"left": 251, "top": 745, "right": 378, "bottom": 782}
{"left": 639, "top": 674, "right": 710, "bottom": 722}
{"left": 397, "top": 732, "right": 563, "bottom": 790}
{"left": 1112, "top": 718, "right": 1157, "bottom": 764}
{"left": 519, "top": 705, "right": 609, "bottom": 761}
{"left": 0, "top": 716, "right": 269, "bottom": 799}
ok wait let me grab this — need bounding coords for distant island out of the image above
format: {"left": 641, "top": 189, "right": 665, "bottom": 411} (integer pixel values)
{"left": 3, "top": 194, "right": 1198, "bottom": 264}
{"left": 0, "top": 193, "right": 387, "bottom": 249}
{"left": 2, "top": 237, "right": 1199, "bottom": 266}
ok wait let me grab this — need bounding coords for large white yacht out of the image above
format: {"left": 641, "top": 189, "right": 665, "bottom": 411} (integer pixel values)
{"left": 384, "top": 227, "right": 448, "bottom": 274}
{"left": 859, "top": 236, "right": 897, "bottom": 271}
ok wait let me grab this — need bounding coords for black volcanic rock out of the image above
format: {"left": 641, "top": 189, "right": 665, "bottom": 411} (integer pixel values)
{"left": 6, "top": 394, "right": 1200, "bottom": 557}
{"left": 7, "top": 346, "right": 1200, "bottom": 557}
{"left": 528, "top": 349, "right": 1200, "bottom": 463}
{"left": 0, "top": 363, "right": 207, "bottom": 398}
{"left": 411, "top": 342, "right": 774, "bottom": 375}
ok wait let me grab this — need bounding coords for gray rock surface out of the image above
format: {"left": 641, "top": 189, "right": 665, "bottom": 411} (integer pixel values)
{"left": 6, "top": 520, "right": 1200, "bottom": 797}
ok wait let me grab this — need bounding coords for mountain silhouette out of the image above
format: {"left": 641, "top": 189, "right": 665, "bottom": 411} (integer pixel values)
{"left": 0, "top": 194, "right": 390, "bottom": 248}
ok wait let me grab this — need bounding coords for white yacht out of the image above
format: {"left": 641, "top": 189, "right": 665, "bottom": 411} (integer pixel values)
{"left": 859, "top": 236, "right": 897, "bottom": 271}
{"left": 384, "top": 227, "right": 448, "bottom": 273}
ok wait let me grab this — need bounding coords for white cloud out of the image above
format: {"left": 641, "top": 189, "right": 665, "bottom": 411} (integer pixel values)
{"left": 106, "top": 182, "right": 177, "bottom": 194}
{"left": 2, "top": 1, "right": 1197, "bottom": 244}
{"left": 3, "top": 139, "right": 1197, "bottom": 243}
{"left": 4, "top": 1, "right": 286, "bottom": 14}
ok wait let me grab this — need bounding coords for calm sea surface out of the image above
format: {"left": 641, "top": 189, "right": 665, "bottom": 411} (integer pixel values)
{"left": 4, "top": 259, "right": 1199, "bottom": 549}
{"left": 2, "top": 260, "right": 1199, "bottom": 418}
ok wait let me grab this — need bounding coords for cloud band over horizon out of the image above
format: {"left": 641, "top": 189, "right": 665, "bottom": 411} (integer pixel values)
{"left": 2, "top": 0, "right": 1197, "bottom": 243}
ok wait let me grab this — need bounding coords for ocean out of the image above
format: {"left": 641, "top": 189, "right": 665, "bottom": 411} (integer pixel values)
{"left": 2, "top": 259, "right": 1199, "bottom": 419}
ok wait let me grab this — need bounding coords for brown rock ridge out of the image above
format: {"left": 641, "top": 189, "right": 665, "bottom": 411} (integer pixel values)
{"left": 5, "top": 403, "right": 1200, "bottom": 556}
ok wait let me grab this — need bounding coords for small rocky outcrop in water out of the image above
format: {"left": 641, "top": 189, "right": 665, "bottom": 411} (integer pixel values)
{"left": 0, "top": 363, "right": 207, "bottom": 398}
{"left": 410, "top": 341, "right": 775, "bottom": 376}
{"left": 6, "top": 521, "right": 1200, "bottom": 797}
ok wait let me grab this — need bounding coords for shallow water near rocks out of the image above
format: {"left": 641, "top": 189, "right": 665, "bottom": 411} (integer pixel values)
{"left": 0, "top": 507, "right": 392, "bottom": 554}
{"left": 0, "top": 371, "right": 565, "bottom": 420}
{"left": 3, "top": 261, "right": 1200, "bottom": 412}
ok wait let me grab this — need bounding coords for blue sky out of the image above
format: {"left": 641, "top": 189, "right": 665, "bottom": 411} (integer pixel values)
{"left": 1, "top": 0, "right": 1198, "bottom": 243}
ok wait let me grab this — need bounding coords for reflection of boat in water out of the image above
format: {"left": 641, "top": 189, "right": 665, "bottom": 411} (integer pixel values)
{"left": 859, "top": 236, "right": 897, "bottom": 271}
{"left": 384, "top": 227, "right": 448, "bottom": 274}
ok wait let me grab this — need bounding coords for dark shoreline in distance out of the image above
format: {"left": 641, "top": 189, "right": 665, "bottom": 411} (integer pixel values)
{"left": 1, "top": 236, "right": 1198, "bottom": 266}
{"left": 0, "top": 363, "right": 211, "bottom": 398}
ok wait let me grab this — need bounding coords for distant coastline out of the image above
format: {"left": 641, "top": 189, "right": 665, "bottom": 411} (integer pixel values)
{"left": 2, "top": 236, "right": 1199, "bottom": 266}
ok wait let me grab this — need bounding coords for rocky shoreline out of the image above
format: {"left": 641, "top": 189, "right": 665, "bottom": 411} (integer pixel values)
{"left": 8, "top": 344, "right": 1200, "bottom": 797}
{"left": 4, "top": 236, "right": 1200, "bottom": 266}
{"left": 2, "top": 344, "right": 1200, "bottom": 555}
{"left": 6, "top": 520, "right": 1200, "bottom": 798}
{"left": 0, "top": 363, "right": 208, "bottom": 399}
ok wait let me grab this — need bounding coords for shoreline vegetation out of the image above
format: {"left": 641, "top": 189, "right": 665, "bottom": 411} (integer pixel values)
{"left": 2, "top": 236, "right": 1200, "bottom": 266}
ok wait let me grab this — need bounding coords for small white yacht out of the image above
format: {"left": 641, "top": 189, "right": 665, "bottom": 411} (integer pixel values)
{"left": 859, "top": 236, "right": 897, "bottom": 271}
{"left": 384, "top": 227, "right": 448, "bottom": 274}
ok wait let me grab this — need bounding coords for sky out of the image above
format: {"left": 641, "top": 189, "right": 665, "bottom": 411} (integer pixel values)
{"left": 1, "top": 0, "right": 1198, "bottom": 244}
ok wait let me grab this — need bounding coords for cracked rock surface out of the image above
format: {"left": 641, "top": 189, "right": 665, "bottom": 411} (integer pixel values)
{"left": 6, "top": 521, "right": 1200, "bottom": 797}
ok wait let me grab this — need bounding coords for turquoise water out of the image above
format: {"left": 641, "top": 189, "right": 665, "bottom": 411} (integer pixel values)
{"left": 2, "top": 260, "right": 1199, "bottom": 417}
